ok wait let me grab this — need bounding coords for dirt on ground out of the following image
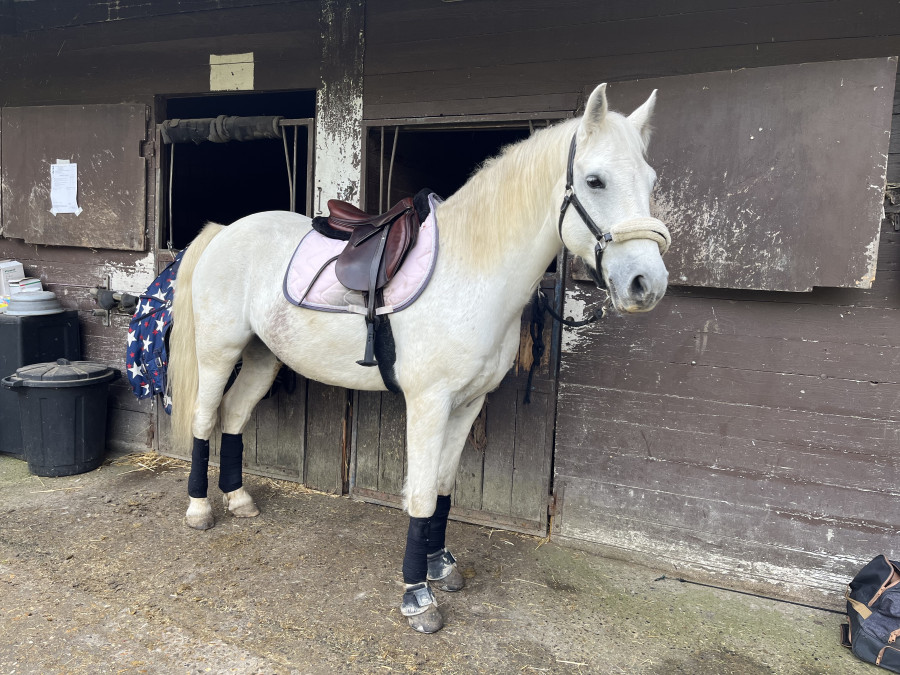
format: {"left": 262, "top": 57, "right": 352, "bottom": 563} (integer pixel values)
{"left": 0, "top": 453, "right": 870, "bottom": 675}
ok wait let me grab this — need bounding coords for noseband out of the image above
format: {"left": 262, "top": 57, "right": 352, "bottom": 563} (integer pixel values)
{"left": 557, "top": 133, "right": 671, "bottom": 288}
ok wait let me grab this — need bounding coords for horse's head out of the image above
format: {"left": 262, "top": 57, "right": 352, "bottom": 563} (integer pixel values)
{"left": 559, "top": 84, "right": 669, "bottom": 313}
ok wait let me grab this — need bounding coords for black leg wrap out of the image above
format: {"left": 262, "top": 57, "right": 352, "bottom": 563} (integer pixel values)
{"left": 427, "top": 495, "right": 452, "bottom": 555}
{"left": 402, "top": 516, "right": 431, "bottom": 584}
{"left": 218, "top": 432, "right": 244, "bottom": 494}
{"left": 188, "top": 437, "right": 210, "bottom": 498}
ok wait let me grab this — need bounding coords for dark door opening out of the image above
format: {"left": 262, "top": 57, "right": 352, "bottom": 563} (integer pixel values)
{"left": 364, "top": 124, "right": 537, "bottom": 212}
{"left": 159, "top": 91, "right": 315, "bottom": 250}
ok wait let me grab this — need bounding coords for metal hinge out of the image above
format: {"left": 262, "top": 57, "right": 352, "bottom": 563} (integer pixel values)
{"left": 140, "top": 140, "right": 155, "bottom": 158}
{"left": 547, "top": 494, "right": 558, "bottom": 517}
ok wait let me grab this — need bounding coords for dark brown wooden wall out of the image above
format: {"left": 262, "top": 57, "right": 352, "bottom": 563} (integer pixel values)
{"left": 1, "top": 2, "right": 899, "bottom": 590}
{"left": 364, "top": 0, "right": 900, "bottom": 596}
{"left": 0, "top": 1, "right": 321, "bottom": 106}
{"left": 364, "top": 0, "right": 900, "bottom": 119}
{"left": 0, "top": 0, "right": 323, "bottom": 453}
{"left": 553, "top": 67, "right": 900, "bottom": 601}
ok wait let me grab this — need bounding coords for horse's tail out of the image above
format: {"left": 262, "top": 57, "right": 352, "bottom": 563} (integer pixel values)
{"left": 169, "top": 223, "right": 226, "bottom": 454}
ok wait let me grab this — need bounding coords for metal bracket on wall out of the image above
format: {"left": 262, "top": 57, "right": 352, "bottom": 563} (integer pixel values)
{"left": 90, "top": 275, "right": 112, "bottom": 327}
{"left": 886, "top": 186, "right": 900, "bottom": 232}
{"left": 89, "top": 274, "right": 139, "bottom": 327}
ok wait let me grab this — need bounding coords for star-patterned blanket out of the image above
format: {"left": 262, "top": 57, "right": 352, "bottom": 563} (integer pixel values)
{"left": 125, "top": 251, "right": 184, "bottom": 414}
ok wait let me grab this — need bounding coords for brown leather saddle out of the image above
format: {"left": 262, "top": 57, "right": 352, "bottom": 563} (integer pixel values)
{"left": 312, "top": 196, "right": 422, "bottom": 368}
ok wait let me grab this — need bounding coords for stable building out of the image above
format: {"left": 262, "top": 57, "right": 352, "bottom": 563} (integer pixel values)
{"left": 1, "top": 0, "right": 899, "bottom": 603}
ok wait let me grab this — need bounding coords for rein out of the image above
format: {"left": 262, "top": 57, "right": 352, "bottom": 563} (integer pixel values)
{"left": 523, "top": 288, "right": 609, "bottom": 404}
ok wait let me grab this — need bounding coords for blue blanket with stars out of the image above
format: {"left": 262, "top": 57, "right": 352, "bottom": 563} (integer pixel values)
{"left": 125, "top": 251, "right": 184, "bottom": 414}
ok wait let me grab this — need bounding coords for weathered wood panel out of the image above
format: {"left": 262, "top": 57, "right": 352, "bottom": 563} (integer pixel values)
{"left": 607, "top": 58, "right": 896, "bottom": 291}
{"left": 1, "top": 104, "right": 148, "bottom": 250}
{"left": 303, "top": 381, "right": 347, "bottom": 494}
{"left": 0, "top": 4, "right": 322, "bottom": 106}
{"left": 364, "top": 0, "right": 900, "bottom": 119}
{"left": 554, "top": 213, "right": 900, "bottom": 596}
{"left": 253, "top": 375, "right": 307, "bottom": 482}
{"left": 8, "top": 0, "right": 306, "bottom": 32}
{"left": 367, "top": 1, "right": 900, "bottom": 76}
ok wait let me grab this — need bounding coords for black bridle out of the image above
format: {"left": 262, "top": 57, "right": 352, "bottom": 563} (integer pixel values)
{"left": 556, "top": 132, "right": 671, "bottom": 289}
{"left": 558, "top": 133, "right": 613, "bottom": 288}
{"left": 524, "top": 132, "right": 671, "bottom": 403}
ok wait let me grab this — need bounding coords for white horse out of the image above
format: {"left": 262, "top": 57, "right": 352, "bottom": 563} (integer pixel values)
{"left": 168, "top": 84, "right": 670, "bottom": 633}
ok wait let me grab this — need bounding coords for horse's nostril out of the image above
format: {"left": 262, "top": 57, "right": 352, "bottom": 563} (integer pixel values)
{"left": 631, "top": 275, "right": 649, "bottom": 299}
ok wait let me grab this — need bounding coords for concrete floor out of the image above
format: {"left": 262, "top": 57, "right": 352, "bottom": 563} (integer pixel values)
{"left": 0, "top": 453, "right": 870, "bottom": 675}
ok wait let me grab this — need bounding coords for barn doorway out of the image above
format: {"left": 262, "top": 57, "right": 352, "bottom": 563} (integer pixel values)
{"left": 352, "top": 114, "right": 571, "bottom": 535}
{"left": 157, "top": 90, "right": 315, "bottom": 250}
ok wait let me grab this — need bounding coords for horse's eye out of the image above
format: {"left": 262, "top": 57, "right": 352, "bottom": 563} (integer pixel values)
{"left": 586, "top": 175, "right": 606, "bottom": 190}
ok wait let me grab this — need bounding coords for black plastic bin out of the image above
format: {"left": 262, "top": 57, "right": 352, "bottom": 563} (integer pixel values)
{"left": 0, "top": 308, "right": 82, "bottom": 459}
{"left": 2, "top": 359, "right": 119, "bottom": 477}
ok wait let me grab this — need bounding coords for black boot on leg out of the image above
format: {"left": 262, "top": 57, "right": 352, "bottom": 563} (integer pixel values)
{"left": 401, "top": 516, "right": 443, "bottom": 633}
{"left": 426, "top": 495, "right": 465, "bottom": 591}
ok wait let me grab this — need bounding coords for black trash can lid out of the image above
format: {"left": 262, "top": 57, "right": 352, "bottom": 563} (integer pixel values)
{"left": 4, "top": 359, "right": 119, "bottom": 388}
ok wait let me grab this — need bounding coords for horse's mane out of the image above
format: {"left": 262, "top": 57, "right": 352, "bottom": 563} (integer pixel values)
{"left": 435, "top": 120, "right": 573, "bottom": 269}
{"left": 435, "top": 112, "right": 646, "bottom": 270}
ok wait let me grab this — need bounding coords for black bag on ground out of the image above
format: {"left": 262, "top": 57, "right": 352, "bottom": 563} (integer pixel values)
{"left": 842, "top": 555, "right": 900, "bottom": 671}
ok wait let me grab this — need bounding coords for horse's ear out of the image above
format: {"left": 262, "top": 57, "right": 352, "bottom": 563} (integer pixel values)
{"left": 580, "top": 83, "right": 609, "bottom": 135}
{"left": 628, "top": 89, "right": 657, "bottom": 147}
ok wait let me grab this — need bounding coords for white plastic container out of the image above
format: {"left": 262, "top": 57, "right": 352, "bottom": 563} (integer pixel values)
{"left": 0, "top": 260, "right": 25, "bottom": 296}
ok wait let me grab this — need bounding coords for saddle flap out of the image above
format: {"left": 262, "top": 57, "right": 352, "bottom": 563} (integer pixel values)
{"left": 335, "top": 207, "right": 419, "bottom": 292}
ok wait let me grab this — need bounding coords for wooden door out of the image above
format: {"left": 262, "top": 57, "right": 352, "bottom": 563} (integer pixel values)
{"left": 1, "top": 103, "right": 148, "bottom": 250}
{"left": 350, "top": 276, "right": 561, "bottom": 536}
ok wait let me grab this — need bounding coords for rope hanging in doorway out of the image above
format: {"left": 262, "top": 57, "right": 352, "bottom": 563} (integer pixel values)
{"left": 158, "top": 115, "right": 284, "bottom": 145}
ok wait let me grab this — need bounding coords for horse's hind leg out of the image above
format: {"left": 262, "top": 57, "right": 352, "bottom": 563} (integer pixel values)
{"left": 217, "top": 338, "right": 281, "bottom": 518}
{"left": 184, "top": 329, "right": 261, "bottom": 530}
{"left": 184, "top": 343, "right": 242, "bottom": 530}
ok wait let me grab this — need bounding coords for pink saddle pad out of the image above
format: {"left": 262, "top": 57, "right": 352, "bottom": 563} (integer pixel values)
{"left": 283, "top": 194, "right": 440, "bottom": 315}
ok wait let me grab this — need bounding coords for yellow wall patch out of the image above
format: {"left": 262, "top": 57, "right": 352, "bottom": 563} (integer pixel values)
{"left": 209, "top": 53, "right": 254, "bottom": 91}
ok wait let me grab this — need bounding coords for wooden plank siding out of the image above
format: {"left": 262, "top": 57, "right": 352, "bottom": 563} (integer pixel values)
{"left": 0, "top": 0, "right": 898, "bottom": 580}
{"left": 363, "top": 0, "right": 900, "bottom": 119}
{"left": 554, "top": 143, "right": 900, "bottom": 605}
{"left": 0, "top": 1, "right": 328, "bottom": 462}
{"left": 0, "top": 3, "right": 322, "bottom": 106}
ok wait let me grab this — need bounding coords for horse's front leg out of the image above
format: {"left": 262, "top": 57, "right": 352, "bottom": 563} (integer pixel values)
{"left": 400, "top": 392, "right": 452, "bottom": 633}
{"left": 425, "top": 394, "right": 487, "bottom": 593}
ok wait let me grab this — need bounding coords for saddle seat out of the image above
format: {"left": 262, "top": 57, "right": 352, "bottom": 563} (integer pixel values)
{"left": 317, "top": 197, "right": 420, "bottom": 291}
{"left": 310, "top": 194, "right": 426, "bottom": 367}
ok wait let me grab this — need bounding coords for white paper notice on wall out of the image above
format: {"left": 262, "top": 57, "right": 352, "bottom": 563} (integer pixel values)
{"left": 49, "top": 160, "right": 82, "bottom": 216}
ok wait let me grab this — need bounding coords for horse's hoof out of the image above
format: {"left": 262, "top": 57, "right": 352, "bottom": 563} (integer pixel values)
{"left": 223, "top": 487, "right": 260, "bottom": 518}
{"left": 407, "top": 604, "right": 444, "bottom": 634}
{"left": 400, "top": 582, "right": 443, "bottom": 633}
{"left": 185, "top": 497, "right": 215, "bottom": 530}
{"left": 427, "top": 549, "right": 465, "bottom": 592}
